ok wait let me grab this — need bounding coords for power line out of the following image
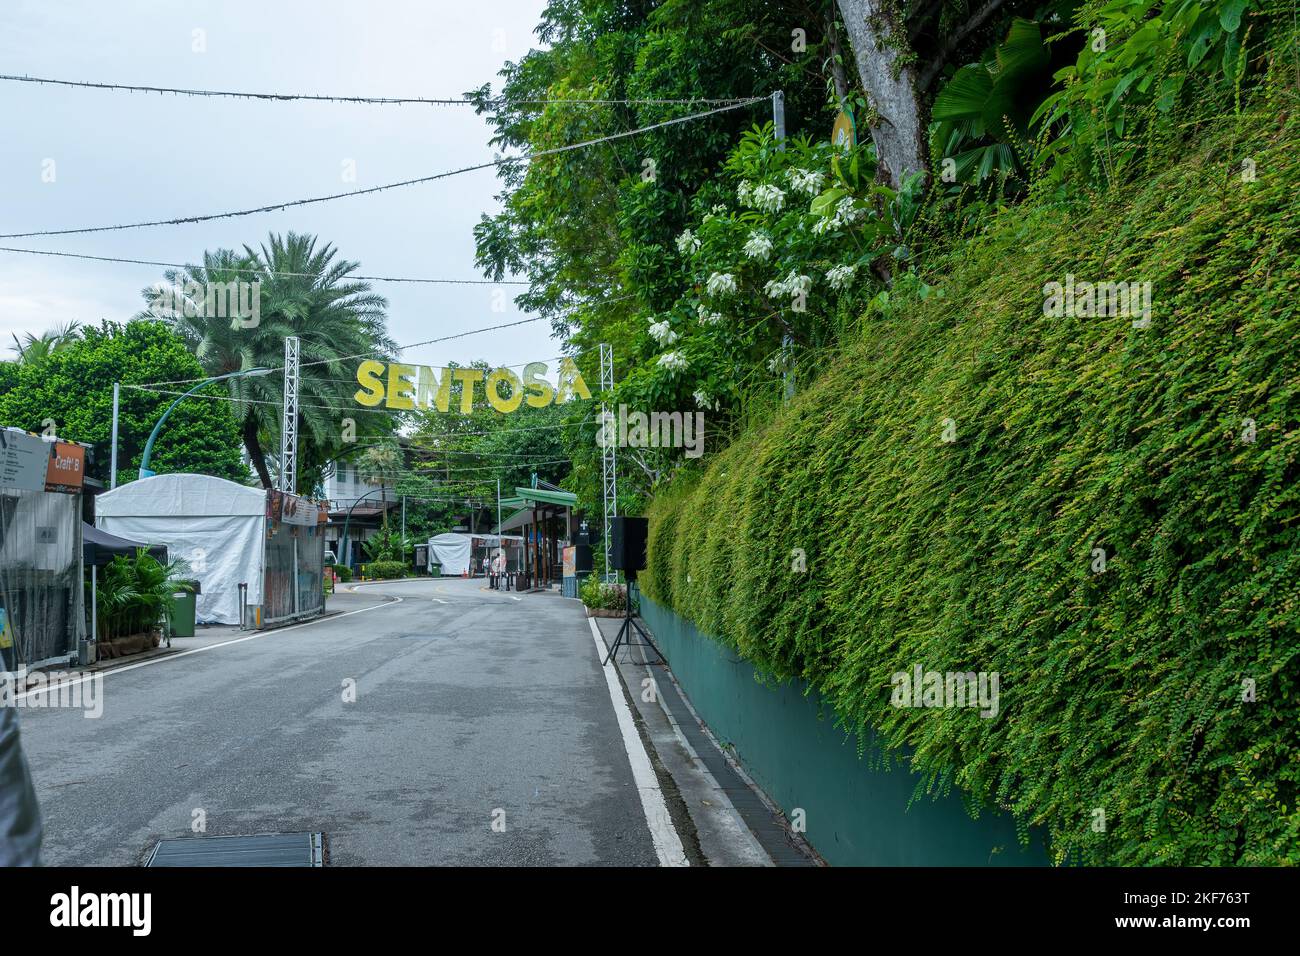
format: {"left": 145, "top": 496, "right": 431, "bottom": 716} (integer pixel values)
{"left": 0, "top": 244, "right": 527, "bottom": 285}
{"left": 338, "top": 459, "right": 572, "bottom": 475}
{"left": 122, "top": 382, "right": 599, "bottom": 427}
{"left": 0, "top": 72, "right": 760, "bottom": 108}
{"left": 0, "top": 99, "right": 764, "bottom": 239}
{"left": 129, "top": 293, "right": 633, "bottom": 388}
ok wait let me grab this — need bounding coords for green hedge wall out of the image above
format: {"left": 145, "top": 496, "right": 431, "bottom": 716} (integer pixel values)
{"left": 642, "top": 83, "right": 1300, "bottom": 865}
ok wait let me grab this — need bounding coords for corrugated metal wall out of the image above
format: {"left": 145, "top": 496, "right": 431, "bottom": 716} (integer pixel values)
{"left": 261, "top": 495, "right": 326, "bottom": 627}
{"left": 0, "top": 488, "right": 82, "bottom": 669}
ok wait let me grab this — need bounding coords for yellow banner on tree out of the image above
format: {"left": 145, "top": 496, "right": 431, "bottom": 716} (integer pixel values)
{"left": 354, "top": 358, "right": 591, "bottom": 414}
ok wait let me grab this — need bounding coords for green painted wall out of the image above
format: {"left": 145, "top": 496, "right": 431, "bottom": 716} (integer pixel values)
{"left": 641, "top": 597, "right": 1048, "bottom": 867}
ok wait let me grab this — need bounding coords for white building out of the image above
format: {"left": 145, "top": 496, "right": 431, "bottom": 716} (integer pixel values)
{"left": 321, "top": 462, "right": 395, "bottom": 568}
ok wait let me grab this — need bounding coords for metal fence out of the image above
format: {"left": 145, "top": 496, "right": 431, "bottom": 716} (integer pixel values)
{"left": 0, "top": 487, "right": 82, "bottom": 669}
{"left": 261, "top": 492, "right": 326, "bottom": 627}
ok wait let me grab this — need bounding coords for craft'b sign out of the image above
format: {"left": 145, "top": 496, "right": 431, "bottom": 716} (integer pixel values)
{"left": 354, "top": 358, "right": 591, "bottom": 414}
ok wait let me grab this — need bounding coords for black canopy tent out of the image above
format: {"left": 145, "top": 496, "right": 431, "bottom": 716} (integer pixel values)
{"left": 82, "top": 522, "right": 168, "bottom": 652}
{"left": 82, "top": 522, "right": 167, "bottom": 568}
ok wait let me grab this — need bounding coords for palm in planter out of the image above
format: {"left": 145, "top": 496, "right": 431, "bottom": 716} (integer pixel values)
{"left": 91, "top": 550, "right": 193, "bottom": 643}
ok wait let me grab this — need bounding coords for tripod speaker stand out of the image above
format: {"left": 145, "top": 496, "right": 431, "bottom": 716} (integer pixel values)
{"left": 603, "top": 579, "right": 665, "bottom": 666}
{"left": 601, "top": 516, "right": 665, "bottom": 666}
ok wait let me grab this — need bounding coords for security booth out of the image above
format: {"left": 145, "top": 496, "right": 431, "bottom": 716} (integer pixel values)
{"left": 494, "top": 484, "right": 578, "bottom": 591}
{"left": 0, "top": 430, "right": 87, "bottom": 671}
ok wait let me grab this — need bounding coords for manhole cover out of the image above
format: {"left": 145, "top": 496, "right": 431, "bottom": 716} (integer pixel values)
{"left": 146, "top": 832, "right": 324, "bottom": 867}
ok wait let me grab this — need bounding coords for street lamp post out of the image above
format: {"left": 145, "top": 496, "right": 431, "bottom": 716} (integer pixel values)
{"left": 338, "top": 488, "right": 387, "bottom": 574}
{"left": 138, "top": 367, "right": 273, "bottom": 479}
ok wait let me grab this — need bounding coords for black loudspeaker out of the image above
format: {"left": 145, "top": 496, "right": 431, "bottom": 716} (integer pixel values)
{"left": 610, "top": 516, "right": 648, "bottom": 579}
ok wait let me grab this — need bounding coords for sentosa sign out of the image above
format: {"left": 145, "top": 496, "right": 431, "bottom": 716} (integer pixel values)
{"left": 353, "top": 358, "right": 591, "bottom": 414}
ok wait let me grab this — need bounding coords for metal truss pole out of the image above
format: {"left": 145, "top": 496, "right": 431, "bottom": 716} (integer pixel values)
{"left": 280, "top": 335, "right": 300, "bottom": 494}
{"left": 599, "top": 343, "right": 617, "bottom": 582}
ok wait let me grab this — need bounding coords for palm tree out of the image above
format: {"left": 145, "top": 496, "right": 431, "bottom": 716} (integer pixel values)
{"left": 357, "top": 440, "right": 403, "bottom": 528}
{"left": 140, "top": 234, "right": 398, "bottom": 490}
{"left": 10, "top": 320, "right": 82, "bottom": 364}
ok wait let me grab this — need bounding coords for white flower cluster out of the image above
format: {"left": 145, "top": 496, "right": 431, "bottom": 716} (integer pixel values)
{"left": 705, "top": 272, "right": 737, "bottom": 297}
{"left": 743, "top": 230, "right": 773, "bottom": 261}
{"left": 658, "top": 351, "right": 689, "bottom": 373}
{"left": 764, "top": 270, "right": 812, "bottom": 299}
{"left": 675, "top": 229, "right": 701, "bottom": 255}
{"left": 812, "top": 196, "right": 867, "bottom": 235}
{"left": 696, "top": 304, "right": 723, "bottom": 325}
{"left": 786, "top": 167, "right": 825, "bottom": 196}
{"left": 737, "top": 179, "right": 786, "bottom": 213}
{"left": 648, "top": 318, "right": 678, "bottom": 346}
{"left": 750, "top": 183, "right": 786, "bottom": 214}
{"left": 692, "top": 389, "right": 719, "bottom": 411}
{"left": 825, "top": 264, "right": 857, "bottom": 291}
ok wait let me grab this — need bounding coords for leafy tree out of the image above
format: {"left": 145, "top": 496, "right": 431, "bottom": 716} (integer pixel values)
{"left": 357, "top": 439, "right": 403, "bottom": 527}
{"left": 0, "top": 321, "right": 246, "bottom": 483}
{"left": 472, "top": 0, "right": 836, "bottom": 358}
{"left": 141, "top": 233, "right": 398, "bottom": 493}
{"left": 9, "top": 320, "right": 82, "bottom": 365}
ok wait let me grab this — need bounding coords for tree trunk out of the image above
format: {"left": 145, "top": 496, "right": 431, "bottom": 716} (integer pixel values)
{"left": 836, "top": 0, "right": 928, "bottom": 189}
{"left": 242, "top": 416, "right": 274, "bottom": 489}
{"left": 826, "top": 13, "right": 851, "bottom": 104}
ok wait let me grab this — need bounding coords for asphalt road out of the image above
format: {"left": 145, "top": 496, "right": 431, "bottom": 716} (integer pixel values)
{"left": 15, "top": 577, "right": 660, "bottom": 866}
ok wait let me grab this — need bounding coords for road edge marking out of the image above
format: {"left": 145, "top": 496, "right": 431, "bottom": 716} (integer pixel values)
{"left": 14, "top": 597, "right": 402, "bottom": 702}
{"left": 587, "top": 616, "right": 688, "bottom": 868}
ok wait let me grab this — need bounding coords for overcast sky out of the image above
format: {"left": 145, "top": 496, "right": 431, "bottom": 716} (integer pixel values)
{"left": 0, "top": 0, "right": 560, "bottom": 372}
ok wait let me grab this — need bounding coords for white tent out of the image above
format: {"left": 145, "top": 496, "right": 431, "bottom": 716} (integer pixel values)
{"left": 96, "top": 474, "right": 264, "bottom": 625}
{"left": 427, "top": 532, "right": 472, "bottom": 576}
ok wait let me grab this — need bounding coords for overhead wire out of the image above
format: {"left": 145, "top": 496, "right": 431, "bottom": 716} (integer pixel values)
{"left": 0, "top": 99, "right": 765, "bottom": 239}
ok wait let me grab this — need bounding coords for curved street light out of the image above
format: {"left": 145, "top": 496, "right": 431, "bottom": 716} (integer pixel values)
{"left": 337, "top": 487, "right": 389, "bottom": 573}
{"left": 138, "top": 367, "right": 273, "bottom": 479}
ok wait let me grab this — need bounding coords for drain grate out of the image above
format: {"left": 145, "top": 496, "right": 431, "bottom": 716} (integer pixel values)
{"left": 397, "top": 633, "right": 454, "bottom": 640}
{"left": 146, "top": 832, "right": 324, "bottom": 867}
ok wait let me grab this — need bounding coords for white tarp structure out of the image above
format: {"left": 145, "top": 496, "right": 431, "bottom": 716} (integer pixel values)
{"left": 96, "top": 473, "right": 264, "bottom": 625}
{"left": 427, "top": 532, "right": 472, "bottom": 576}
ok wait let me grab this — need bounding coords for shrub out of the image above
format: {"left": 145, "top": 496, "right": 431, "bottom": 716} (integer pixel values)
{"left": 361, "top": 561, "right": 407, "bottom": 580}
{"left": 580, "top": 574, "right": 627, "bottom": 611}
{"left": 331, "top": 564, "right": 353, "bottom": 583}
{"left": 642, "top": 78, "right": 1300, "bottom": 866}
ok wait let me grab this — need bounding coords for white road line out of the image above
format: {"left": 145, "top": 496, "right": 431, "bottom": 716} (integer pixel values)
{"left": 432, "top": 598, "right": 449, "bottom": 605}
{"left": 14, "top": 597, "right": 402, "bottom": 702}
{"left": 587, "top": 617, "right": 688, "bottom": 867}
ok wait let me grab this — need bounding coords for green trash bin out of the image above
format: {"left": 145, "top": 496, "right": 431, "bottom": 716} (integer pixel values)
{"left": 169, "top": 580, "right": 199, "bottom": 638}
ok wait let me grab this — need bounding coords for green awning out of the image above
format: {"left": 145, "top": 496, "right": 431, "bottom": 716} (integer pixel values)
{"left": 512, "top": 487, "right": 577, "bottom": 507}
